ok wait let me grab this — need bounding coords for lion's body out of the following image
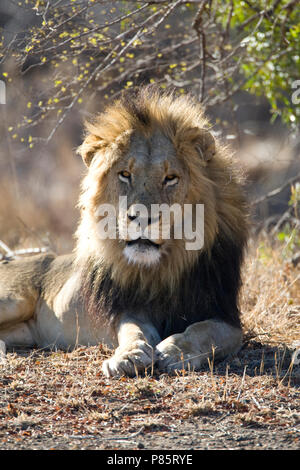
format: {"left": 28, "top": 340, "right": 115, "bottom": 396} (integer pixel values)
{"left": 0, "top": 87, "right": 248, "bottom": 376}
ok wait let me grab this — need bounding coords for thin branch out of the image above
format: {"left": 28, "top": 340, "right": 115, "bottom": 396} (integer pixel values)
{"left": 0, "top": 240, "right": 14, "bottom": 258}
{"left": 21, "top": 3, "right": 150, "bottom": 64}
{"left": 251, "top": 172, "right": 300, "bottom": 206}
{"left": 45, "top": 22, "right": 149, "bottom": 144}
{"left": 193, "top": 1, "right": 210, "bottom": 102}
{"left": 0, "top": 241, "right": 50, "bottom": 261}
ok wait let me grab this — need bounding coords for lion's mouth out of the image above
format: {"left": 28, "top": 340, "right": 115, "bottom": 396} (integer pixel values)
{"left": 123, "top": 238, "right": 161, "bottom": 266}
{"left": 126, "top": 238, "right": 160, "bottom": 250}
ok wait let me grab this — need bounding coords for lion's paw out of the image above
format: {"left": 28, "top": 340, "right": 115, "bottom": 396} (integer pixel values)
{"left": 102, "top": 340, "right": 156, "bottom": 377}
{"left": 156, "top": 334, "right": 199, "bottom": 373}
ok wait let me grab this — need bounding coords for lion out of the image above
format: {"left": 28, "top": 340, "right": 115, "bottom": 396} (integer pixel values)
{"left": 0, "top": 86, "right": 248, "bottom": 377}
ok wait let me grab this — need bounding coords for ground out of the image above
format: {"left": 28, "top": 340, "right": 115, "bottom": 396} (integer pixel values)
{"left": 0, "top": 238, "right": 299, "bottom": 451}
{"left": 0, "top": 342, "right": 299, "bottom": 450}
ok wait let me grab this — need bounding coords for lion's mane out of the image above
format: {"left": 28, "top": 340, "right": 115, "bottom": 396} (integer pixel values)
{"left": 76, "top": 86, "right": 248, "bottom": 336}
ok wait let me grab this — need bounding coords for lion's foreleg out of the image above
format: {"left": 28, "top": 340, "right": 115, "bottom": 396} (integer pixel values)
{"left": 156, "top": 320, "right": 242, "bottom": 372}
{"left": 102, "top": 314, "right": 161, "bottom": 377}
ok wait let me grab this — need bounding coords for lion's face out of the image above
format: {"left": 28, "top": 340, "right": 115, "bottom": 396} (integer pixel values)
{"left": 76, "top": 87, "right": 245, "bottom": 290}
{"left": 80, "top": 121, "right": 214, "bottom": 273}
{"left": 103, "top": 130, "right": 189, "bottom": 266}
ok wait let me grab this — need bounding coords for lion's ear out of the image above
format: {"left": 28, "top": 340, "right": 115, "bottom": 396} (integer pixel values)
{"left": 189, "top": 127, "right": 216, "bottom": 162}
{"left": 77, "top": 133, "right": 102, "bottom": 167}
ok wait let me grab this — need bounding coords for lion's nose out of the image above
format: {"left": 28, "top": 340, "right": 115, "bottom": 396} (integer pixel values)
{"left": 127, "top": 205, "right": 160, "bottom": 227}
{"left": 127, "top": 213, "right": 138, "bottom": 221}
{"left": 127, "top": 206, "right": 139, "bottom": 221}
{"left": 127, "top": 212, "right": 153, "bottom": 226}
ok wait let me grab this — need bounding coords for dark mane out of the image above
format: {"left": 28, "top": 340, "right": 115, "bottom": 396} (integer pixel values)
{"left": 81, "top": 231, "right": 246, "bottom": 339}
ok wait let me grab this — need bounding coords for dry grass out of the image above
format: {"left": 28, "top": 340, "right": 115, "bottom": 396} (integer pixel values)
{"left": 241, "top": 236, "right": 300, "bottom": 346}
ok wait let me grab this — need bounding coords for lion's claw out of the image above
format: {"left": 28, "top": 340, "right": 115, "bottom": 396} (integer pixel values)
{"left": 102, "top": 340, "right": 156, "bottom": 377}
{"left": 155, "top": 334, "right": 197, "bottom": 373}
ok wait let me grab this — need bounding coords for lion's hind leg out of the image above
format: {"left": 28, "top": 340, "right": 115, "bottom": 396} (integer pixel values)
{"left": 0, "top": 294, "right": 39, "bottom": 354}
{"left": 156, "top": 320, "right": 242, "bottom": 373}
{"left": 0, "top": 254, "right": 54, "bottom": 349}
{"left": 0, "top": 296, "right": 37, "bottom": 329}
{"left": 0, "top": 295, "right": 38, "bottom": 353}
{"left": 0, "top": 294, "right": 38, "bottom": 350}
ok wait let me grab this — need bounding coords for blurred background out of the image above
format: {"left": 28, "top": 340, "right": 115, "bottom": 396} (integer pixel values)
{"left": 0, "top": 0, "right": 299, "bottom": 256}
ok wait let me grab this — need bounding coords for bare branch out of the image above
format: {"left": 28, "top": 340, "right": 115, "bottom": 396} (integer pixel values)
{"left": 251, "top": 172, "right": 300, "bottom": 206}
{"left": 1, "top": 0, "right": 298, "bottom": 144}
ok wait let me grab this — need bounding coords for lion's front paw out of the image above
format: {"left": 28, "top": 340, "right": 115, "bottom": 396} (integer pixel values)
{"left": 102, "top": 340, "right": 156, "bottom": 377}
{"left": 156, "top": 334, "right": 199, "bottom": 373}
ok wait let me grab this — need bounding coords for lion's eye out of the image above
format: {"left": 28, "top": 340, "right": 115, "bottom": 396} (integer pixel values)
{"left": 119, "top": 171, "right": 131, "bottom": 183}
{"left": 164, "top": 175, "right": 179, "bottom": 187}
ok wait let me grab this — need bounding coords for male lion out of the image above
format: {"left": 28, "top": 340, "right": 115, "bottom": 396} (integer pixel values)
{"left": 0, "top": 86, "right": 248, "bottom": 377}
